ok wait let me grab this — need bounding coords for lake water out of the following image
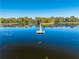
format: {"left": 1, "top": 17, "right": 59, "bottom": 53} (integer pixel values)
{"left": 0, "top": 26, "right": 79, "bottom": 59}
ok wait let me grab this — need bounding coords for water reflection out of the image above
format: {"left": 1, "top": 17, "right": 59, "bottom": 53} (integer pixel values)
{"left": 0, "top": 26, "right": 79, "bottom": 59}
{"left": 0, "top": 23, "right": 79, "bottom": 28}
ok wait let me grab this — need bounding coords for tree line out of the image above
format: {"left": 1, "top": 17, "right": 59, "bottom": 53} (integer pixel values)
{"left": 0, "top": 17, "right": 34, "bottom": 27}
{"left": 0, "top": 16, "right": 79, "bottom": 27}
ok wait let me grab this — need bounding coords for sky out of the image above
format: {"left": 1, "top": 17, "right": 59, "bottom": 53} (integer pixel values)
{"left": 0, "top": 0, "right": 79, "bottom": 18}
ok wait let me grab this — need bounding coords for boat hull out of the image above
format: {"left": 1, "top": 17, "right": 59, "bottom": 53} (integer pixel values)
{"left": 36, "top": 30, "right": 45, "bottom": 34}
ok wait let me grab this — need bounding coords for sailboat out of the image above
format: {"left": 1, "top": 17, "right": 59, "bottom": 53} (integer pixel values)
{"left": 36, "top": 23, "right": 45, "bottom": 34}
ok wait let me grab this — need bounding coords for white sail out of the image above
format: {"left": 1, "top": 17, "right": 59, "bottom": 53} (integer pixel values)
{"left": 36, "top": 23, "right": 45, "bottom": 34}
{"left": 40, "top": 23, "right": 42, "bottom": 31}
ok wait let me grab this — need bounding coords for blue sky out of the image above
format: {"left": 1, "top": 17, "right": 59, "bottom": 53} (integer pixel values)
{"left": 0, "top": 0, "right": 79, "bottom": 18}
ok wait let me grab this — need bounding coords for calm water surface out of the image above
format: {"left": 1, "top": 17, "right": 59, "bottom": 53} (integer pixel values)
{"left": 0, "top": 26, "right": 79, "bottom": 59}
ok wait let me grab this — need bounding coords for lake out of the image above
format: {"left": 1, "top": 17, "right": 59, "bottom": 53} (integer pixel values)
{"left": 0, "top": 26, "right": 79, "bottom": 59}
